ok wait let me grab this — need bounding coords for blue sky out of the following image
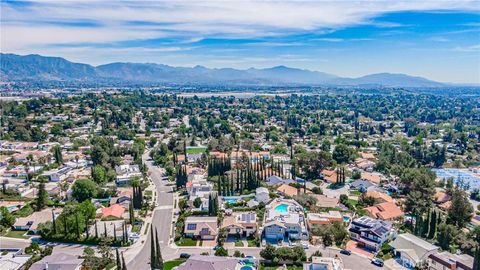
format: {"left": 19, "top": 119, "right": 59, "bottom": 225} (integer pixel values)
{"left": 1, "top": 1, "right": 479, "bottom": 83}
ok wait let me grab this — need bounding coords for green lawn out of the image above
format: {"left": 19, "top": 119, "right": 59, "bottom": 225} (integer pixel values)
{"left": 247, "top": 239, "right": 257, "bottom": 247}
{"left": 132, "top": 224, "right": 142, "bottom": 233}
{"left": 186, "top": 147, "right": 207, "bottom": 154}
{"left": 347, "top": 199, "right": 359, "bottom": 206}
{"left": 175, "top": 237, "right": 197, "bottom": 246}
{"left": 350, "top": 190, "right": 362, "bottom": 196}
{"left": 5, "top": 230, "right": 30, "bottom": 239}
{"left": 164, "top": 259, "right": 187, "bottom": 270}
{"left": 234, "top": 241, "right": 244, "bottom": 247}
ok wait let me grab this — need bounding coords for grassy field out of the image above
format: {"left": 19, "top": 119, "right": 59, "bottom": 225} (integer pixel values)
{"left": 350, "top": 190, "right": 362, "bottom": 196}
{"left": 175, "top": 237, "right": 197, "bottom": 246}
{"left": 164, "top": 259, "right": 187, "bottom": 270}
{"left": 5, "top": 230, "right": 30, "bottom": 239}
{"left": 186, "top": 147, "right": 207, "bottom": 154}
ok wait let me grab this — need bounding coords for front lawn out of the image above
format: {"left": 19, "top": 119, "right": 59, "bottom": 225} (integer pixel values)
{"left": 175, "top": 237, "right": 197, "bottom": 246}
{"left": 186, "top": 147, "right": 207, "bottom": 154}
{"left": 247, "top": 239, "right": 258, "bottom": 247}
{"left": 5, "top": 230, "right": 30, "bottom": 239}
{"left": 347, "top": 199, "right": 358, "bottom": 206}
{"left": 234, "top": 241, "right": 244, "bottom": 247}
{"left": 164, "top": 259, "right": 187, "bottom": 270}
{"left": 349, "top": 190, "right": 362, "bottom": 196}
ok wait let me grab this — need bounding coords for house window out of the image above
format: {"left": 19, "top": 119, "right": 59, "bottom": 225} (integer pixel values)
{"left": 187, "top": 224, "right": 196, "bottom": 230}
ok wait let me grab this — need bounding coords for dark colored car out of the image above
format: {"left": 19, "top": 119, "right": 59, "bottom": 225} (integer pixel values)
{"left": 179, "top": 253, "right": 190, "bottom": 259}
{"left": 371, "top": 258, "right": 384, "bottom": 267}
{"left": 340, "top": 249, "right": 351, "bottom": 255}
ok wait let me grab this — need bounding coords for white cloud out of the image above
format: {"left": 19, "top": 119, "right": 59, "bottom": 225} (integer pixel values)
{"left": 1, "top": 0, "right": 478, "bottom": 51}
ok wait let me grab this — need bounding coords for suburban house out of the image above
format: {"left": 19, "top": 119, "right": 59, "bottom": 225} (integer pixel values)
{"left": 349, "top": 216, "right": 394, "bottom": 252}
{"left": 262, "top": 198, "right": 308, "bottom": 243}
{"left": 313, "top": 195, "right": 339, "bottom": 209}
{"left": 303, "top": 257, "right": 344, "bottom": 270}
{"left": 186, "top": 173, "right": 213, "bottom": 211}
{"left": 221, "top": 212, "right": 257, "bottom": 237}
{"left": 0, "top": 248, "right": 31, "bottom": 270}
{"left": 364, "top": 190, "right": 394, "bottom": 203}
{"left": 428, "top": 251, "right": 474, "bottom": 270}
{"left": 365, "top": 202, "right": 404, "bottom": 221}
{"left": 13, "top": 208, "right": 61, "bottom": 234}
{"left": 266, "top": 175, "right": 294, "bottom": 186}
{"left": 42, "top": 167, "right": 72, "bottom": 182}
{"left": 320, "top": 169, "right": 337, "bottom": 183}
{"left": 361, "top": 172, "right": 382, "bottom": 184}
{"left": 255, "top": 187, "right": 270, "bottom": 203}
{"left": 390, "top": 233, "right": 440, "bottom": 268}
{"left": 99, "top": 204, "right": 126, "bottom": 219}
{"left": 114, "top": 164, "right": 142, "bottom": 185}
{"left": 175, "top": 255, "right": 240, "bottom": 270}
{"left": 307, "top": 211, "right": 343, "bottom": 226}
{"left": 276, "top": 184, "right": 299, "bottom": 197}
{"left": 29, "top": 253, "right": 83, "bottom": 270}
{"left": 350, "top": 179, "right": 376, "bottom": 192}
{"left": 184, "top": 216, "right": 218, "bottom": 240}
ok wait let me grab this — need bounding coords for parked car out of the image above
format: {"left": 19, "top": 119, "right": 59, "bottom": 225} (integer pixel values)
{"left": 371, "top": 258, "right": 384, "bottom": 267}
{"left": 179, "top": 253, "right": 190, "bottom": 259}
{"left": 340, "top": 249, "right": 351, "bottom": 256}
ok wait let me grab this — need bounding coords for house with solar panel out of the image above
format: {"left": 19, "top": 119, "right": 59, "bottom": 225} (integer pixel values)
{"left": 348, "top": 216, "right": 395, "bottom": 252}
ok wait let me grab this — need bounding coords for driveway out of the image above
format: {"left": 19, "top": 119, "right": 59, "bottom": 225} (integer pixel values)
{"left": 346, "top": 240, "right": 375, "bottom": 259}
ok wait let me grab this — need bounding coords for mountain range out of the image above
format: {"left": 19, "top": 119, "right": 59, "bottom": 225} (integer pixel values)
{"left": 0, "top": 53, "right": 446, "bottom": 87}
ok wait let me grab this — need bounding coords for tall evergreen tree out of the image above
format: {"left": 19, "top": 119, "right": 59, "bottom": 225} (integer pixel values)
{"left": 428, "top": 210, "right": 437, "bottom": 239}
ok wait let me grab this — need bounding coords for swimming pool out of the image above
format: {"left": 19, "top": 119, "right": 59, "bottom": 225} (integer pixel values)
{"left": 223, "top": 197, "right": 239, "bottom": 204}
{"left": 240, "top": 266, "right": 254, "bottom": 270}
{"left": 342, "top": 216, "right": 350, "bottom": 222}
{"left": 274, "top": 204, "right": 289, "bottom": 212}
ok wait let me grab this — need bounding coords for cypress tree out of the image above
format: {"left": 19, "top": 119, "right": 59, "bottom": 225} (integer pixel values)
{"left": 52, "top": 209, "right": 57, "bottom": 235}
{"left": 104, "top": 223, "right": 108, "bottom": 238}
{"left": 75, "top": 213, "right": 80, "bottom": 239}
{"left": 113, "top": 224, "right": 117, "bottom": 241}
{"left": 428, "top": 210, "right": 437, "bottom": 239}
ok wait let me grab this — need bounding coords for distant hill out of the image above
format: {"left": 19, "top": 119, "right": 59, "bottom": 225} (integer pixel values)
{"left": 0, "top": 53, "right": 446, "bottom": 87}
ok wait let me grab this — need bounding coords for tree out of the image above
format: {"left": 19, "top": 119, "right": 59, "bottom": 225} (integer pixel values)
{"left": 193, "top": 197, "right": 202, "bottom": 208}
{"left": 447, "top": 188, "right": 474, "bottom": 228}
{"left": 92, "top": 165, "right": 107, "bottom": 185}
{"left": 214, "top": 246, "right": 228, "bottom": 257}
{"left": 0, "top": 206, "right": 15, "bottom": 228}
{"left": 437, "top": 223, "right": 457, "bottom": 250}
{"left": 332, "top": 144, "right": 354, "bottom": 164}
{"left": 72, "top": 179, "right": 98, "bottom": 202}
{"left": 53, "top": 145, "right": 63, "bottom": 164}
{"left": 35, "top": 179, "right": 49, "bottom": 211}
{"left": 405, "top": 168, "right": 436, "bottom": 215}
{"left": 260, "top": 244, "right": 276, "bottom": 260}
{"left": 428, "top": 210, "right": 437, "bottom": 239}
